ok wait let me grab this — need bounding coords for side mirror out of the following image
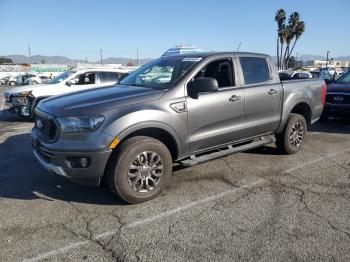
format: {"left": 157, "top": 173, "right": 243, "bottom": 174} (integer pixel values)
{"left": 118, "top": 73, "right": 129, "bottom": 83}
{"left": 188, "top": 77, "right": 219, "bottom": 97}
{"left": 324, "top": 78, "right": 334, "bottom": 84}
{"left": 66, "top": 79, "right": 77, "bottom": 86}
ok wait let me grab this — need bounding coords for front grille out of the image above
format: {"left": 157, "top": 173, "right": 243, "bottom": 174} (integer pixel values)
{"left": 326, "top": 94, "right": 350, "bottom": 105}
{"left": 34, "top": 110, "right": 58, "bottom": 140}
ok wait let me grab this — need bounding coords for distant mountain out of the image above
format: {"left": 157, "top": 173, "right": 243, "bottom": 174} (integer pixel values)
{"left": 4, "top": 55, "right": 153, "bottom": 66}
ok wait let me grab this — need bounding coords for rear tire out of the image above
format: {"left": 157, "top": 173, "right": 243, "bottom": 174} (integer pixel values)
{"left": 107, "top": 136, "right": 172, "bottom": 204}
{"left": 276, "top": 113, "right": 307, "bottom": 155}
{"left": 9, "top": 81, "right": 16, "bottom": 87}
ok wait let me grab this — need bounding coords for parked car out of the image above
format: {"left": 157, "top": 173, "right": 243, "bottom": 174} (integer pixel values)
{"left": 322, "top": 71, "right": 350, "bottom": 118}
{"left": 16, "top": 74, "right": 37, "bottom": 86}
{"left": 4, "top": 67, "right": 130, "bottom": 118}
{"left": 30, "top": 52, "right": 325, "bottom": 204}
{"left": 8, "top": 75, "right": 19, "bottom": 87}
{"left": 29, "top": 75, "right": 50, "bottom": 85}
{"left": 0, "top": 76, "right": 11, "bottom": 85}
{"left": 291, "top": 71, "right": 312, "bottom": 79}
{"left": 317, "top": 68, "right": 335, "bottom": 82}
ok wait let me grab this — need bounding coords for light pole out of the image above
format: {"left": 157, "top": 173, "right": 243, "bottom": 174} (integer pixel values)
{"left": 28, "top": 44, "right": 32, "bottom": 65}
{"left": 326, "top": 51, "right": 330, "bottom": 68}
{"left": 100, "top": 49, "right": 103, "bottom": 65}
{"left": 136, "top": 48, "right": 139, "bottom": 66}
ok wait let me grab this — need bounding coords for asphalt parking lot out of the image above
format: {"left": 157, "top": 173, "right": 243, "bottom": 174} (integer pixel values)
{"left": 0, "top": 86, "right": 349, "bottom": 262}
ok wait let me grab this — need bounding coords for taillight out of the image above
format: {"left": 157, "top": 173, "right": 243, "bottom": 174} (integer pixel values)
{"left": 321, "top": 83, "right": 327, "bottom": 105}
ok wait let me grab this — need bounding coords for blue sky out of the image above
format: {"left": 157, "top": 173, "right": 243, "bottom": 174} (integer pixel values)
{"left": 1, "top": 0, "right": 349, "bottom": 60}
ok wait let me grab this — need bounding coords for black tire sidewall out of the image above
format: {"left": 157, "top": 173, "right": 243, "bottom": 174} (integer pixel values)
{"left": 283, "top": 114, "right": 307, "bottom": 154}
{"left": 111, "top": 137, "right": 172, "bottom": 204}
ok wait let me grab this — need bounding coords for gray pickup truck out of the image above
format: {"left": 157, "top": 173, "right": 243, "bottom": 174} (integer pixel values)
{"left": 30, "top": 52, "right": 326, "bottom": 203}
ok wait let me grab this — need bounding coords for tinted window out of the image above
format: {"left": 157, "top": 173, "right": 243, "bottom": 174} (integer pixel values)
{"left": 100, "top": 72, "right": 119, "bottom": 83}
{"left": 72, "top": 72, "right": 96, "bottom": 85}
{"left": 194, "top": 59, "right": 234, "bottom": 88}
{"left": 240, "top": 57, "right": 271, "bottom": 85}
{"left": 335, "top": 71, "right": 350, "bottom": 83}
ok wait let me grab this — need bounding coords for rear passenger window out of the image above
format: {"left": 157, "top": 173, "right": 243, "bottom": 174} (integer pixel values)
{"left": 240, "top": 57, "right": 271, "bottom": 85}
{"left": 100, "top": 72, "right": 119, "bottom": 83}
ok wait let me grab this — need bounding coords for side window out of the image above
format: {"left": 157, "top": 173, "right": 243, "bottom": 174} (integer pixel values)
{"left": 194, "top": 58, "right": 234, "bottom": 88}
{"left": 74, "top": 72, "right": 96, "bottom": 85}
{"left": 240, "top": 57, "right": 271, "bottom": 85}
{"left": 100, "top": 72, "right": 119, "bottom": 83}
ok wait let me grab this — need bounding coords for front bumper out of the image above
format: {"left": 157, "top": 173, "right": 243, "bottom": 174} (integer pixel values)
{"left": 30, "top": 132, "right": 112, "bottom": 186}
{"left": 323, "top": 103, "right": 350, "bottom": 117}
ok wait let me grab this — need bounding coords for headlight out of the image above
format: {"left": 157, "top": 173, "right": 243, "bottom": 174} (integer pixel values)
{"left": 12, "top": 91, "right": 32, "bottom": 97}
{"left": 57, "top": 116, "right": 104, "bottom": 133}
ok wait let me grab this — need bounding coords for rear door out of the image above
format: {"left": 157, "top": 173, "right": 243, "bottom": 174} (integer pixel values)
{"left": 238, "top": 56, "right": 282, "bottom": 137}
{"left": 186, "top": 57, "right": 245, "bottom": 153}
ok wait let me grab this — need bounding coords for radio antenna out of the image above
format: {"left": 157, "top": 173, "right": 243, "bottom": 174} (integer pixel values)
{"left": 236, "top": 41, "right": 242, "bottom": 52}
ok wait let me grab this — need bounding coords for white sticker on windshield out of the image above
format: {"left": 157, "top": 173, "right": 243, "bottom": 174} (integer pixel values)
{"left": 181, "top": 57, "right": 202, "bottom": 62}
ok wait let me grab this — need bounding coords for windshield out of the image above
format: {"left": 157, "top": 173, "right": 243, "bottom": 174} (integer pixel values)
{"left": 119, "top": 57, "right": 202, "bottom": 89}
{"left": 335, "top": 71, "right": 350, "bottom": 84}
{"left": 47, "top": 71, "right": 75, "bottom": 84}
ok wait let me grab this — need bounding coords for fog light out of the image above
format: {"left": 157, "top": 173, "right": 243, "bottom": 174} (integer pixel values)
{"left": 79, "top": 157, "right": 89, "bottom": 168}
{"left": 66, "top": 157, "right": 91, "bottom": 168}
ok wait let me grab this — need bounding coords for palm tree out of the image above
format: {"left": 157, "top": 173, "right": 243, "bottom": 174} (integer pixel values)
{"left": 283, "top": 12, "right": 300, "bottom": 69}
{"left": 286, "top": 21, "right": 305, "bottom": 66}
{"left": 275, "top": 9, "right": 286, "bottom": 69}
{"left": 279, "top": 26, "right": 289, "bottom": 69}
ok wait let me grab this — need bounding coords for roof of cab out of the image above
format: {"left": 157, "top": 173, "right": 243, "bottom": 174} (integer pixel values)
{"left": 171, "top": 51, "right": 270, "bottom": 59}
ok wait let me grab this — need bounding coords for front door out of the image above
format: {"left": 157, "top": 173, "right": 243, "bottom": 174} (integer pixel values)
{"left": 186, "top": 58, "right": 245, "bottom": 153}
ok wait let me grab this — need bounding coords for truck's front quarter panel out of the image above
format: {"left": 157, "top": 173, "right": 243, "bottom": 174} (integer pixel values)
{"left": 100, "top": 95, "right": 188, "bottom": 160}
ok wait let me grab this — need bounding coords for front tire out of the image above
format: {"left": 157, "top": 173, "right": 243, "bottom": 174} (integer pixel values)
{"left": 107, "top": 136, "right": 172, "bottom": 204}
{"left": 276, "top": 113, "right": 307, "bottom": 155}
{"left": 9, "top": 81, "right": 16, "bottom": 87}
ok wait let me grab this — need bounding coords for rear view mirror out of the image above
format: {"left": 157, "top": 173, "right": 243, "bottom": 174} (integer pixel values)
{"left": 188, "top": 77, "right": 219, "bottom": 97}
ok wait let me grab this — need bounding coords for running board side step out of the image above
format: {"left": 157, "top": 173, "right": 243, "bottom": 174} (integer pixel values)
{"left": 179, "top": 135, "right": 276, "bottom": 167}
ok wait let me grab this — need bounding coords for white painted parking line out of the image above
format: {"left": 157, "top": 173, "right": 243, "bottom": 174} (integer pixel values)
{"left": 284, "top": 147, "right": 350, "bottom": 173}
{"left": 21, "top": 178, "right": 267, "bottom": 262}
{"left": 19, "top": 147, "right": 350, "bottom": 262}
{"left": 22, "top": 241, "right": 90, "bottom": 262}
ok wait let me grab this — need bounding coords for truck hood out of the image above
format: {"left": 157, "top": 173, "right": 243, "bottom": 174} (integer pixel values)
{"left": 327, "top": 83, "right": 350, "bottom": 93}
{"left": 38, "top": 85, "right": 165, "bottom": 117}
{"left": 7, "top": 84, "right": 48, "bottom": 94}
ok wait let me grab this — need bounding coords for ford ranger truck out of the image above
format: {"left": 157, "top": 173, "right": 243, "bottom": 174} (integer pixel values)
{"left": 30, "top": 52, "right": 326, "bottom": 204}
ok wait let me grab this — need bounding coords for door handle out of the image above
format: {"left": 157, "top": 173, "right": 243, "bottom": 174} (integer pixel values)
{"left": 229, "top": 95, "right": 241, "bottom": 102}
{"left": 268, "top": 89, "right": 277, "bottom": 95}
